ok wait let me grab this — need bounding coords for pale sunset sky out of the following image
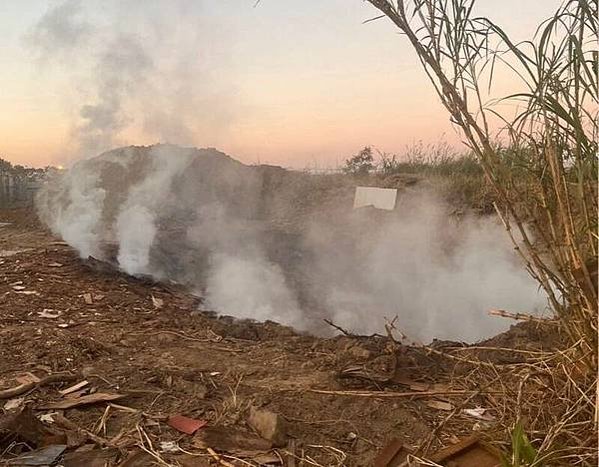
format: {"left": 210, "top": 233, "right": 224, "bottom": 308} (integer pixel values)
{"left": 0, "top": 0, "right": 561, "bottom": 168}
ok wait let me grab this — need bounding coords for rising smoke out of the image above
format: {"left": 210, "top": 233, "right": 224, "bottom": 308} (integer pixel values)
{"left": 37, "top": 145, "right": 548, "bottom": 343}
{"left": 27, "top": 0, "right": 234, "bottom": 159}
{"left": 30, "top": 1, "right": 547, "bottom": 342}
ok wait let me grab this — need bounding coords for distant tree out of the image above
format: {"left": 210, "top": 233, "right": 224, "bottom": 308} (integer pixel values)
{"left": 343, "top": 146, "right": 375, "bottom": 176}
{"left": 0, "top": 158, "right": 12, "bottom": 171}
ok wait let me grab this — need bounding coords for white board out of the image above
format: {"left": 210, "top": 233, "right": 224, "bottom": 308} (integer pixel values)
{"left": 353, "top": 186, "right": 397, "bottom": 211}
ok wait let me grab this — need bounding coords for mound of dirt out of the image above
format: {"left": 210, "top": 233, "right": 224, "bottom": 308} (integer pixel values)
{"left": 36, "top": 144, "right": 408, "bottom": 300}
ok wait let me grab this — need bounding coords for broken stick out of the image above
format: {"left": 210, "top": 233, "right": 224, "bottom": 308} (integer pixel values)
{"left": 0, "top": 372, "right": 78, "bottom": 400}
{"left": 323, "top": 319, "right": 354, "bottom": 336}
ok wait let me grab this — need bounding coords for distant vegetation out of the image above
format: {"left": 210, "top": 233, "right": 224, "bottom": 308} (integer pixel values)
{"left": 343, "top": 142, "right": 494, "bottom": 212}
{"left": 0, "top": 157, "right": 55, "bottom": 178}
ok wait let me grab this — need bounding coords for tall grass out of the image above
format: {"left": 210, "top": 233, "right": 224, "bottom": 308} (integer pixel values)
{"left": 365, "top": 0, "right": 597, "bottom": 463}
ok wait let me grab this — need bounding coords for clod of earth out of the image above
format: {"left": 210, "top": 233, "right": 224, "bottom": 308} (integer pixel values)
{"left": 247, "top": 406, "right": 288, "bottom": 448}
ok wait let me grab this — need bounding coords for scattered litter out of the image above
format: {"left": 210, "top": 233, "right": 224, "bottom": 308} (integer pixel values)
{"left": 463, "top": 407, "right": 495, "bottom": 421}
{"left": 429, "top": 435, "right": 502, "bottom": 467}
{"left": 167, "top": 414, "right": 207, "bottom": 435}
{"left": 248, "top": 406, "right": 287, "bottom": 447}
{"left": 48, "top": 262, "right": 63, "bottom": 267}
{"left": 425, "top": 400, "right": 454, "bottom": 411}
{"left": 37, "top": 309, "right": 61, "bottom": 319}
{"left": 374, "top": 438, "right": 412, "bottom": 467}
{"left": 82, "top": 293, "right": 93, "bottom": 305}
{"left": 9, "top": 281, "right": 23, "bottom": 286}
{"left": 12, "top": 285, "right": 26, "bottom": 291}
{"left": 209, "top": 371, "right": 221, "bottom": 377}
{"left": 4, "top": 397, "right": 25, "bottom": 411}
{"left": 159, "top": 441, "right": 180, "bottom": 453}
{"left": 14, "top": 290, "right": 40, "bottom": 296}
{"left": 151, "top": 295, "right": 164, "bottom": 309}
{"left": 58, "top": 380, "right": 89, "bottom": 396}
{"left": 6, "top": 444, "right": 67, "bottom": 466}
{"left": 40, "top": 392, "right": 126, "bottom": 410}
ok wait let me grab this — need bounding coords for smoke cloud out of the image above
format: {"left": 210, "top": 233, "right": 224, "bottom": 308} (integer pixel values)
{"left": 37, "top": 145, "right": 547, "bottom": 343}
{"left": 27, "top": 0, "right": 235, "bottom": 159}
{"left": 304, "top": 192, "right": 545, "bottom": 342}
{"left": 29, "top": 2, "right": 546, "bottom": 343}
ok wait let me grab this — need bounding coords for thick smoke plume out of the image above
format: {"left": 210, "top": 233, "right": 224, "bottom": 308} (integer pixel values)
{"left": 37, "top": 145, "right": 547, "bottom": 343}
{"left": 29, "top": 2, "right": 546, "bottom": 343}
{"left": 27, "top": 0, "right": 233, "bottom": 159}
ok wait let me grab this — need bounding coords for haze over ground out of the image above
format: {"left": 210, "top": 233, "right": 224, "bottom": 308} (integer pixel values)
{"left": 1, "top": 0, "right": 559, "bottom": 168}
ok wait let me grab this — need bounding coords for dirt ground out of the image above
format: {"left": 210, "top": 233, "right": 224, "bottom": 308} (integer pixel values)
{"left": 0, "top": 208, "right": 559, "bottom": 466}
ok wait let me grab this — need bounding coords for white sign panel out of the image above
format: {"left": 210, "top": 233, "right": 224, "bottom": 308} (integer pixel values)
{"left": 353, "top": 186, "right": 397, "bottom": 211}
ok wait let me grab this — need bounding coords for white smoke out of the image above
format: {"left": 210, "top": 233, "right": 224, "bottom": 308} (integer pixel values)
{"left": 27, "top": 0, "right": 234, "bottom": 159}
{"left": 37, "top": 163, "right": 105, "bottom": 258}
{"left": 306, "top": 193, "right": 546, "bottom": 342}
{"left": 37, "top": 146, "right": 547, "bottom": 343}
{"left": 115, "top": 146, "right": 192, "bottom": 275}
{"left": 206, "top": 252, "right": 305, "bottom": 330}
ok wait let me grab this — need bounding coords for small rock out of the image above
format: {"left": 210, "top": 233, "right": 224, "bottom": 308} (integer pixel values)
{"left": 248, "top": 406, "right": 287, "bottom": 447}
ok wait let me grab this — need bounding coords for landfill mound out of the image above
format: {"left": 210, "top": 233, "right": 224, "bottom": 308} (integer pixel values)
{"left": 36, "top": 144, "right": 361, "bottom": 318}
{"left": 35, "top": 144, "right": 546, "bottom": 342}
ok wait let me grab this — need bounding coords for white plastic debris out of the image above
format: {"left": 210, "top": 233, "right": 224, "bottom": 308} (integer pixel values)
{"left": 353, "top": 186, "right": 397, "bottom": 211}
{"left": 38, "top": 309, "right": 61, "bottom": 319}
{"left": 159, "top": 441, "right": 180, "bottom": 453}
{"left": 4, "top": 398, "right": 25, "bottom": 411}
{"left": 39, "top": 413, "right": 57, "bottom": 424}
{"left": 463, "top": 407, "right": 495, "bottom": 421}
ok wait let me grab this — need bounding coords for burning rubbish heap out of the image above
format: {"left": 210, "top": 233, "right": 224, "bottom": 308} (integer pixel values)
{"left": 36, "top": 144, "right": 546, "bottom": 342}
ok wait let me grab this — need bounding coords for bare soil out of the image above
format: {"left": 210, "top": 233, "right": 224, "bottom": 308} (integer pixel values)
{"left": 0, "top": 208, "right": 559, "bottom": 466}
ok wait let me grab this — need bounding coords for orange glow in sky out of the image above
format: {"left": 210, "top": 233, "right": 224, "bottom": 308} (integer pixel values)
{"left": 0, "top": 0, "right": 561, "bottom": 168}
